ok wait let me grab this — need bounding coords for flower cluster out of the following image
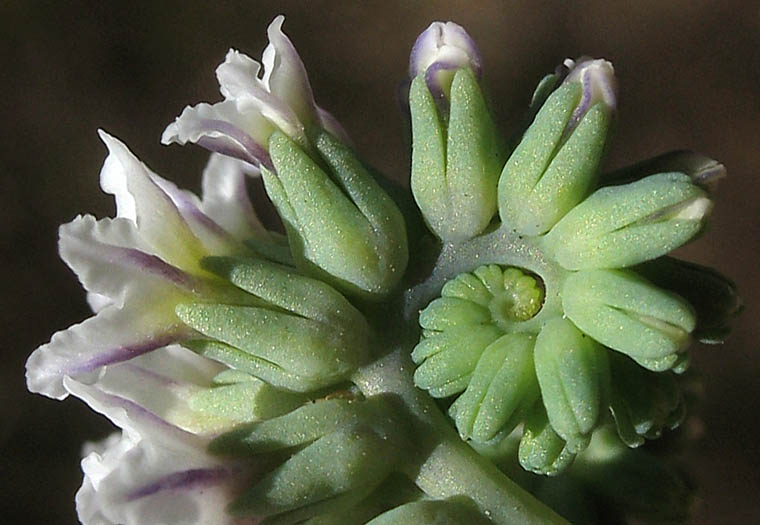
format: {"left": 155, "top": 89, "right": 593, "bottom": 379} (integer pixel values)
{"left": 27, "top": 16, "right": 739, "bottom": 525}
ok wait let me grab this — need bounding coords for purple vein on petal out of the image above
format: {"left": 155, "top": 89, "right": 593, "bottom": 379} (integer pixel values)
{"left": 67, "top": 331, "right": 187, "bottom": 376}
{"left": 196, "top": 119, "right": 273, "bottom": 170}
{"left": 425, "top": 61, "right": 459, "bottom": 104}
{"left": 126, "top": 467, "right": 233, "bottom": 501}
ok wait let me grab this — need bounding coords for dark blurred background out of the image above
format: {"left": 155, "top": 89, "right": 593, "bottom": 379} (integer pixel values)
{"left": 2, "top": 1, "right": 758, "bottom": 523}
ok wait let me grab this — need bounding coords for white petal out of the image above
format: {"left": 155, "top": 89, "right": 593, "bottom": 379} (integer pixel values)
{"left": 99, "top": 131, "right": 205, "bottom": 271}
{"left": 161, "top": 100, "right": 274, "bottom": 169}
{"left": 201, "top": 154, "right": 267, "bottom": 240}
{"left": 88, "top": 293, "right": 113, "bottom": 313}
{"left": 261, "top": 15, "right": 318, "bottom": 130}
{"left": 90, "top": 346, "right": 236, "bottom": 435}
{"left": 26, "top": 302, "right": 190, "bottom": 399}
{"left": 60, "top": 215, "right": 202, "bottom": 308}
{"left": 66, "top": 379, "right": 252, "bottom": 525}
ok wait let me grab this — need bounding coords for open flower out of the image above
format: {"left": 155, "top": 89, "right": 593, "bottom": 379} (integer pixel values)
{"left": 26, "top": 132, "right": 267, "bottom": 399}
{"left": 161, "top": 15, "right": 349, "bottom": 170}
{"left": 65, "top": 347, "right": 263, "bottom": 525}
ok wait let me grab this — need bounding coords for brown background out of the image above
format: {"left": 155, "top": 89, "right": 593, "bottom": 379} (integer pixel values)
{"left": 2, "top": 1, "right": 758, "bottom": 523}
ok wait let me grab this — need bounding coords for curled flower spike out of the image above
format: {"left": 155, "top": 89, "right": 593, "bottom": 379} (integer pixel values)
{"left": 28, "top": 16, "right": 741, "bottom": 525}
{"left": 409, "top": 52, "right": 727, "bottom": 475}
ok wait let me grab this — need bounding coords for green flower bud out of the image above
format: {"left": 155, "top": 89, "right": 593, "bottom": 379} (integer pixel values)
{"left": 412, "top": 325, "right": 503, "bottom": 398}
{"left": 562, "top": 269, "right": 696, "bottom": 372}
{"left": 188, "top": 369, "right": 308, "bottom": 424}
{"left": 518, "top": 402, "right": 577, "bottom": 476}
{"left": 449, "top": 333, "right": 538, "bottom": 443}
{"left": 543, "top": 172, "right": 712, "bottom": 270}
{"left": 262, "top": 130, "right": 408, "bottom": 298}
{"left": 409, "top": 68, "right": 503, "bottom": 243}
{"left": 607, "top": 352, "right": 684, "bottom": 447}
{"left": 367, "top": 498, "right": 491, "bottom": 525}
{"left": 176, "top": 256, "right": 370, "bottom": 392}
{"left": 636, "top": 256, "right": 742, "bottom": 344}
{"left": 228, "top": 424, "right": 399, "bottom": 520}
{"left": 499, "top": 58, "right": 615, "bottom": 236}
{"left": 534, "top": 318, "right": 609, "bottom": 451}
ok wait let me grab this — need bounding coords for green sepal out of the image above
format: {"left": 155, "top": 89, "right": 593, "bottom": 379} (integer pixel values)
{"left": 636, "top": 256, "right": 742, "bottom": 344}
{"left": 201, "top": 255, "right": 369, "bottom": 337}
{"left": 543, "top": 172, "right": 711, "bottom": 270}
{"left": 262, "top": 130, "right": 408, "bottom": 298}
{"left": 449, "top": 333, "right": 538, "bottom": 443}
{"left": 228, "top": 424, "right": 398, "bottom": 520}
{"left": 607, "top": 352, "right": 684, "bottom": 447}
{"left": 562, "top": 269, "right": 695, "bottom": 371}
{"left": 518, "top": 402, "right": 577, "bottom": 476}
{"left": 499, "top": 83, "right": 610, "bottom": 236}
{"left": 366, "top": 498, "right": 491, "bottom": 525}
{"left": 534, "top": 317, "right": 609, "bottom": 451}
{"left": 176, "top": 302, "right": 363, "bottom": 392}
{"left": 418, "top": 297, "right": 491, "bottom": 331}
{"left": 188, "top": 371, "right": 307, "bottom": 424}
{"left": 209, "top": 397, "right": 364, "bottom": 455}
{"left": 412, "top": 325, "right": 503, "bottom": 398}
{"left": 410, "top": 69, "right": 502, "bottom": 243}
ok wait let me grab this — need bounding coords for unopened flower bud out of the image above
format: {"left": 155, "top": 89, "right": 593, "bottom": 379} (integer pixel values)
{"left": 543, "top": 172, "right": 712, "bottom": 270}
{"left": 499, "top": 58, "right": 616, "bottom": 236}
{"left": 409, "top": 23, "right": 502, "bottom": 243}
{"left": 449, "top": 333, "right": 538, "bottom": 443}
{"left": 176, "top": 256, "right": 370, "bottom": 392}
{"left": 518, "top": 402, "right": 577, "bottom": 476}
{"left": 262, "top": 130, "right": 408, "bottom": 298}
{"left": 604, "top": 150, "right": 726, "bottom": 192}
{"left": 562, "top": 268, "right": 695, "bottom": 372}
{"left": 534, "top": 318, "right": 609, "bottom": 452}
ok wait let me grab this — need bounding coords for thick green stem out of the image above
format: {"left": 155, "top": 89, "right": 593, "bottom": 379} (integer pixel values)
{"left": 352, "top": 348, "right": 568, "bottom": 524}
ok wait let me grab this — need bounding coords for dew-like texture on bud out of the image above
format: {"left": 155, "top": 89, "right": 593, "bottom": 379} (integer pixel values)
{"left": 262, "top": 130, "right": 408, "bottom": 298}
{"left": 229, "top": 425, "right": 397, "bottom": 520}
{"left": 449, "top": 333, "right": 538, "bottom": 443}
{"left": 534, "top": 318, "right": 609, "bottom": 452}
{"left": 562, "top": 269, "right": 695, "bottom": 372}
{"left": 518, "top": 403, "right": 577, "bottom": 476}
{"left": 543, "top": 172, "right": 711, "bottom": 270}
{"left": 499, "top": 80, "right": 611, "bottom": 236}
{"left": 409, "top": 69, "right": 502, "bottom": 243}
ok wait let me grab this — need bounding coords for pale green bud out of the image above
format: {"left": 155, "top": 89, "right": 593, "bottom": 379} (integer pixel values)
{"left": 534, "top": 318, "right": 609, "bottom": 451}
{"left": 409, "top": 68, "right": 503, "bottom": 243}
{"left": 518, "top": 402, "right": 577, "bottom": 476}
{"left": 262, "top": 130, "right": 408, "bottom": 298}
{"left": 499, "top": 58, "right": 615, "bottom": 236}
{"left": 176, "top": 256, "right": 369, "bottom": 392}
{"left": 228, "top": 424, "right": 398, "bottom": 520}
{"left": 543, "top": 172, "right": 711, "bottom": 270}
{"left": 449, "top": 333, "right": 538, "bottom": 443}
{"left": 562, "top": 269, "right": 696, "bottom": 372}
{"left": 412, "top": 325, "right": 503, "bottom": 398}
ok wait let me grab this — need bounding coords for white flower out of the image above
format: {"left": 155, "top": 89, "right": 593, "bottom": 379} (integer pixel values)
{"left": 26, "top": 131, "right": 265, "bottom": 399}
{"left": 66, "top": 348, "right": 262, "bottom": 524}
{"left": 161, "top": 15, "right": 348, "bottom": 169}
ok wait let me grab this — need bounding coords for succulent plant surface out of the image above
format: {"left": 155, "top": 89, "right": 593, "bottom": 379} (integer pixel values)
{"left": 25, "top": 16, "right": 740, "bottom": 525}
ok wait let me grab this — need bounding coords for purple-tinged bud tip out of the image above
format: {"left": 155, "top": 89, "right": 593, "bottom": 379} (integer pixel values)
{"left": 562, "top": 57, "right": 617, "bottom": 133}
{"left": 409, "top": 21, "right": 482, "bottom": 100}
